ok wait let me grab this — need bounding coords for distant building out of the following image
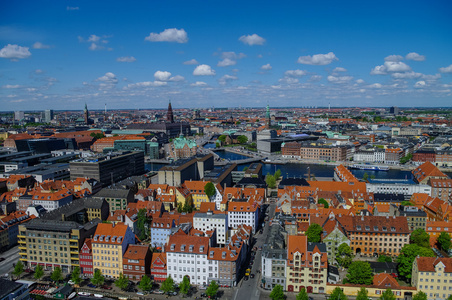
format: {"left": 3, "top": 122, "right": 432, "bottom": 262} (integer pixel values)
{"left": 43, "top": 109, "right": 54, "bottom": 123}
{"left": 14, "top": 111, "right": 24, "bottom": 121}
{"left": 158, "top": 154, "right": 214, "bottom": 186}
{"left": 389, "top": 106, "right": 399, "bottom": 115}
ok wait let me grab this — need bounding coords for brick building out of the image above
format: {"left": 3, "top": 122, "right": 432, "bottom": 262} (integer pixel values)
{"left": 123, "top": 244, "right": 151, "bottom": 281}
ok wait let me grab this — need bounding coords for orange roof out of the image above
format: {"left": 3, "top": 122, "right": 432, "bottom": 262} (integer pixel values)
{"left": 227, "top": 200, "right": 258, "bottom": 212}
{"left": 373, "top": 273, "right": 400, "bottom": 289}
{"left": 151, "top": 252, "right": 166, "bottom": 266}
{"left": 93, "top": 223, "right": 130, "bottom": 244}
{"left": 415, "top": 256, "right": 452, "bottom": 273}
{"left": 123, "top": 244, "right": 150, "bottom": 260}
{"left": 199, "top": 202, "right": 216, "bottom": 213}
{"left": 31, "top": 188, "right": 72, "bottom": 201}
{"left": 287, "top": 235, "right": 307, "bottom": 260}
{"left": 412, "top": 161, "right": 448, "bottom": 183}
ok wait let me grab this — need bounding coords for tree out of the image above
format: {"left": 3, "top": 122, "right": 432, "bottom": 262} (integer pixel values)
{"left": 336, "top": 243, "right": 353, "bottom": 268}
{"left": 136, "top": 208, "right": 149, "bottom": 240}
{"left": 380, "top": 289, "right": 396, "bottom": 300}
{"left": 138, "top": 275, "right": 153, "bottom": 291}
{"left": 237, "top": 135, "right": 248, "bottom": 144}
{"left": 266, "top": 174, "right": 276, "bottom": 189}
{"left": 330, "top": 287, "right": 347, "bottom": 300}
{"left": 161, "top": 276, "right": 175, "bottom": 293}
{"left": 115, "top": 273, "right": 129, "bottom": 290}
{"left": 179, "top": 275, "right": 191, "bottom": 296}
{"left": 346, "top": 261, "right": 373, "bottom": 285}
{"left": 410, "top": 228, "right": 430, "bottom": 248}
{"left": 306, "top": 223, "right": 323, "bottom": 243}
{"left": 437, "top": 232, "right": 451, "bottom": 251}
{"left": 13, "top": 260, "right": 24, "bottom": 279}
{"left": 363, "top": 172, "right": 369, "bottom": 181}
{"left": 397, "top": 244, "right": 434, "bottom": 280}
{"left": 401, "top": 201, "right": 414, "bottom": 206}
{"left": 204, "top": 182, "right": 216, "bottom": 198}
{"left": 91, "top": 269, "right": 105, "bottom": 286}
{"left": 206, "top": 280, "right": 219, "bottom": 298}
{"left": 34, "top": 264, "right": 44, "bottom": 281}
{"left": 269, "top": 284, "right": 285, "bottom": 300}
{"left": 412, "top": 291, "right": 427, "bottom": 300}
{"left": 356, "top": 287, "right": 368, "bottom": 300}
{"left": 318, "top": 198, "right": 329, "bottom": 208}
{"left": 274, "top": 169, "right": 281, "bottom": 180}
{"left": 296, "top": 288, "right": 308, "bottom": 300}
{"left": 218, "top": 135, "right": 227, "bottom": 143}
{"left": 51, "top": 267, "right": 63, "bottom": 283}
{"left": 71, "top": 266, "right": 82, "bottom": 285}
{"left": 378, "top": 254, "right": 392, "bottom": 263}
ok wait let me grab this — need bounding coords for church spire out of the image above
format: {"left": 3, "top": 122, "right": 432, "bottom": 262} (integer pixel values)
{"left": 166, "top": 100, "right": 174, "bottom": 123}
{"left": 265, "top": 104, "right": 271, "bottom": 129}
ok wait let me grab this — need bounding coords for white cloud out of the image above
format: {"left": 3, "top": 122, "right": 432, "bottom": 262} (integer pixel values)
{"left": 32, "top": 42, "right": 51, "bottom": 49}
{"left": 261, "top": 63, "right": 272, "bottom": 70}
{"left": 145, "top": 28, "right": 188, "bottom": 43}
{"left": 126, "top": 81, "right": 167, "bottom": 89}
{"left": 284, "top": 70, "right": 307, "bottom": 77}
{"left": 384, "top": 55, "right": 403, "bottom": 62}
{"left": 238, "top": 34, "right": 266, "bottom": 46}
{"left": 391, "top": 71, "right": 422, "bottom": 79}
{"left": 67, "top": 6, "right": 79, "bottom": 10}
{"left": 370, "top": 65, "right": 387, "bottom": 75}
{"left": 309, "top": 75, "right": 322, "bottom": 82}
{"left": 414, "top": 80, "right": 426, "bottom": 88}
{"left": 169, "top": 75, "right": 185, "bottom": 82}
{"left": 297, "top": 52, "right": 338, "bottom": 65}
{"left": 327, "top": 75, "right": 353, "bottom": 83}
{"left": 97, "top": 72, "right": 118, "bottom": 83}
{"left": 79, "top": 34, "right": 112, "bottom": 51}
{"left": 183, "top": 59, "right": 199, "bottom": 65}
{"left": 279, "top": 77, "right": 299, "bottom": 84}
{"left": 369, "top": 83, "right": 382, "bottom": 89}
{"left": 88, "top": 35, "right": 101, "bottom": 42}
{"left": 191, "top": 81, "right": 207, "bottom": 87}
{"left": 193, "top": 64, "right": 216, "bottom": 76}
{"left": 154, "top": 71, "right": 172, "bottom": 81}
{"left": 34, "top": 69, "right": 44, "bottom": 74}
{"left": 356, "top": 79, "right": 365, "bottom": 84}
{"left": 333, "top": 67, "right": 347, "bottom": 72}
{"left": 406, "top": 52, "right": 425, "bottom": 61}
{"left": 218, "top": 58, "right": 236, "bottom": 67}
{"left": 0, "top": 44, "right": 31, "bottom": 60}
{"left": 2, "top": 84, "right": 22, "bottom": 89}
{"left": 219, "top": 74, "right": 238, "bottom": 85}
{"left": 116, "top": 56, "right": 136, "bottom": 63}
{"left": 384, "top": 61, "right": 411, "bottom": 72}
{"left": 439, "top": 64, "right": 452, "bottom": 73}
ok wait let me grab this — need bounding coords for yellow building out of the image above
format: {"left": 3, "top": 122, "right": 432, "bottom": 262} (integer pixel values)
{"left": 91, "top": 223, "right": 135, "bottom": 279}
{"left": 412, "top": 256, "right": 452, "bottom": 299}
{"left": 182, "top": 181, "right": 210, "bottom": 210}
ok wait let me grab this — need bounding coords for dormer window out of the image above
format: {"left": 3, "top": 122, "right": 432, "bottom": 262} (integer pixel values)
{"left": 391, "top": 227, "right": 396, "bottom": 232}
{"left": 222, "top": 252, "right": 226, "bottom": 259}
{"left": 181, "top": 245, "right": 186, "bottom": 251}
{"left": 170, "top": 244, "right": 175, "bottom": 251}
{"left": 373, "top": 226, "right": 378, "bottom": 231}
{"left": 365, "top": 226, "right": 370, "bottom": 231}
{"left": 382, "top": 226, "right": 387, "bottom": 231}
{"left": 357, "top": 225, "right": 361, "bottom": 230}
{"left": 200, "top": 246, "right": 204, "bottom": 252}
{"left": 210, "top": 251, "right": 214, "bottom": 258}
{"left": 189, "top": 245, "right": 194, "bottom": 252}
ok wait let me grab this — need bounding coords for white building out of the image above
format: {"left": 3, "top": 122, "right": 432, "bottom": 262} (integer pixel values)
{"left": 193, "top": 211, "right": 228, "bottom": 245}
{"left": 30, "top": 189, "right": 73, "bottom": 212}
{"left": 366, "top": 180, "right": 432, "bottom": 197}
{"left": 227, "top": 200, "right": 259, "bottom": 234}
{"left": 353, "top": 150, "right": 374, "bottom": 163}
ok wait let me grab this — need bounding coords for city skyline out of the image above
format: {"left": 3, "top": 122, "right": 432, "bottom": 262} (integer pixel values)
{"left": 1, "top": 0, "right": 452, "bottom": 111}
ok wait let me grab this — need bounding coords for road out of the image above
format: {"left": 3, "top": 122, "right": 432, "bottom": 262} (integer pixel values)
{"left": 0, "top": 246, "right": 20, "bottom": 278}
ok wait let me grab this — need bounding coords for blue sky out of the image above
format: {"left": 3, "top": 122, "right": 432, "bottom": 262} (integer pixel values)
{"left": 1, "top": 0, "right": 452, "bottom": 111}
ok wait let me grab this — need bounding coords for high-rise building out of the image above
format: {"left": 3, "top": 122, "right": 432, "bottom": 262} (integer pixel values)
{"left": 14, "top": 111, "right": 24, "bottom": 121}
{"left": 389, "top": 106, "right": 399, "bottom": 115}
{"left": 44, "top": 109, "right": 54, "bottom": 123}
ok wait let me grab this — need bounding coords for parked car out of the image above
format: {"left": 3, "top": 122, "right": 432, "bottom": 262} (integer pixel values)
{"left": 390, "top": 273, "right": 398, "bottom": 278}
{"left": 101, "top": 285, "right": 112, "bottom": 290}
{"left": 136, "top": 292, "right": 144, "bottom": 296}
{"left": 87, "top": 283, "right": 97, "bottom": 288}
{"left": 68, "top": 280, "right": 75, "bottom": 285}
{"left": 153, "top": 290, "right": 164, "bottom": 294}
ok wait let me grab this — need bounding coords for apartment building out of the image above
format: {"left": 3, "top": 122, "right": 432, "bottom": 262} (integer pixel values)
{"left": 123, "top": 244, "right": 151, "bottom": 281}
{"left": 385, "top": 148, "right": 403, "bottom": 165}
{"left": 150, "top": 217, "right": 176, "bottom": 248}
{"left": 151, "top": 252, "right": 167, "bottom": 282}
{"left": 0, "top": 211, "right": 34, "bottom": 251}
{"left": 227, "top": 199, "right": 260, "bottom": 234}
{"left": 299, "top": 145, "right": 347, "bottom": 162}
{"left": 390, "top": 205, "right": 427, "bottom": 232}
{"left": 79, "top": 238, "right": 93, "bottom": 277}
{"left": 426, "top": 221, "right": 452, "bottom": 245}
{"left": 412, "top": 162, "right": 448, "bottom": 185}
{"left": 429, "top": 178, "right": 452, "bottom": 202}
{"left": 91, "top": 223, "right": 135, "bottom": 279}
{"left": 261, "top": 223, "right": 287, "bottom": 290}
{"left": 286, "top": 235, "right": 328, "bottom": 294}
{"left": 91, "top": 188, "right": 134, "bottom": 212}
{"left": 193, "top": 211, "right": 228, "bottom": 245}
{"left": 412, "top": 256, "right": 452, "bottom": 300}
{"left": 281, "top": 142, "right": 301, "bottom": 159}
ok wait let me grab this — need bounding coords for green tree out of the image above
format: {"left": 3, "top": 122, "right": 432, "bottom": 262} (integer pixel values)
{"left": 136, "top": 208, "right": 149, "bottom": 240}
{"left": 274, "top": 169, "right": 281, "bottom": 180}
{"left": 356, "top": 287, "right": 369, "bottom": 300}
{"left": 306, "top": 223, "right": 323, "bottom": 243}
{"left": 380, "top": 289, "right": 396, "bottom": 300}
{"left": 51, "top": 267, "right": 63, "bottom": 283}
{"left": 161, "top": 276, "right": 175, "bottom": 293}
{"left": 401, "top": 201, "right": 414, "bottom": 206}
{"left": 296, "top": 288, "right": 308, "bottom": 300}
{"left": 218, "top": 135, "right": 227, "bottom": 143}
{"left": 206, "top": 280, "right": 219, "bottom": 298}
{"left": 139, "top": 275, "right": 153, "bottom": 291}
{"left": 397, "top": 244, "right": 435, "bottom": 280}
{"left": 71, "top": 266, "right": 82, "bottom": 285}
{"left": 269, "top": 284, "right": 285, "bottom": 300}
{"left": 330, "top": 287, "right": 347, "bottom": 300}
{"left": 114, "top": 273, "right": 129, "bottom": 290}
{"left": 336, "top": 243, "right": 353, "bottom": 268}
{"left": 377, "top": 254, "right": 392, "bottom": 263}
{"left": 410, "top": 228, "right": 430, "bottom": 248}
{"left": 447, "top": 295, "right": 452, "bottom": 300}
{"left": 13, "top": 260, "right": 24, "bottom": 279}
{"left": 363, "top": 172, "right": 369, "bottom": 181}
{"left": 412, "top": 291, "right": 427, "bottom": 300}
{"left": 318, "top": 198, "right": 329, "bottom": 208}
{"left": 34, "top": 264, "right": 44, "bottom": 281}
{"left": 437, "top": 232, "right": 451, "bottom": 251}
{"left": 266, "top": 174, "right": 276, "bottom": 189}
{"left": 346, "top": 261, "right": 373, "bottom": 285}
{"left": 204, "top": 182, "right": 216, "bottom": 198}
{"left": 91, "top": 269, "right": 105, "bottom": 286}
{"left": 179, "top": 275, "right": 191, "bottom": 296}
{"left": 237, "top": 135, "right": 248, "bottom": 144}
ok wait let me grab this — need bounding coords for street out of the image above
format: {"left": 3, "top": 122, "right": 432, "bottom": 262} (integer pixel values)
{"left": 0, "top": 246, "right": 20, "bottom": 278}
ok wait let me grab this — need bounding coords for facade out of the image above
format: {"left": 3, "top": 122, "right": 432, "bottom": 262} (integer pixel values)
{"left": 0, "top": 211, "right": 34, "bottom": 251}
{"left": 193, "top": 211, "right": 228, "bottom": 245}
{"left": 92, "top": 188, "right": 134, "bottom": 212}
{"left": 29, "top": 189, "right": 73, "bottom": 212}
{"left": 170, "top": 135, "right": 198, "bottom": 159}
{"left": 151, "top": 252, "right": 167, "bottom": 282}
{"left": 281, "top": 142, "right": 301, "bottom": 159}
{"left": 91, "top": 223, "right": 136, "bottom": 279}
{"left": 391, "top": 205, "right": 427, "bottom": 232}
{"left": 429, "top": 178, "right": 452, "bottom": 202}
{"left": 285, "top": 235, "right": 328, "bottom": 294}
{"left": 150, "top": 217, "right": 176, "bottom": 248}
{"left": 299, "top": 145, "right": 347, "bottom": 162}
{"left": 385, "top": 148, "right": 403, "bottom": 165}
{"left": 123, "top": 244, "right": 151, "bottom": 281}
{"left": 366, "top": 180, "right": 432, "bottom": 198}
{"left": 261, "top": 224, "right": 287, "bottom": 290}
{"left": 227, "top": 200, "right": 259, "bottom": 234}
{"left": 412, "top": 256, "right": 452, "bottom": 300}
{"left": 321, "top": 220, "right": 350, "bottom": 265}
{"left": 79, "top": 238, "right": 93, "bottom": 277}
{"left": 158, "top": 154, "right": 214, "bottom": 186}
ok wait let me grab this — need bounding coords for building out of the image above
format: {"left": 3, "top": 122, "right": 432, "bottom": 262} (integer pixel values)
{"left": 158, "top": 154, "right": 214, "bottom": 186}
{"left": 429, "top": 178, "right": 452, "bottom": 202}
{"left": 91, "top": 223, "right": 136, "bottom": 279}
{"left": 193, "top": 211, "right": 228, "bottom": 245}
{"left": 0, "top": 278, "right": 29, "bottom": 300}
{"left": 320, "top": 218, "right": 350, "bottom": 265}
{"left": 366, "top": 178, "right": 432, "bottom": 199}
{"left": 227, "top": 199, "right": 260, "bottom": 234}
{"left": 285, "top": 235, "right": 328, "bottom": 294}
{"left": 91, "top": 188, "right": 134, "bottom": 212}
{"left": 412, "top": 162, "right": 448, "bottom": 185}
{"left": 413, "top": 149, "right": 436, "bottom": 164}
{"left": 14, "top": 111, "right": 25, "bottom": 121}
{"left": 385, "top": 148, "right": 403, "bottom": 165}
{"left": 40, "top": 197, "right": 109, "bottom": 224}
{"left": 0, "top": 211, "right": 34, "bottom": 252}
{"left": 27, "top": 188, "right": 73, "bottom": 212}
{"left": 18, "top": 218, "right": 100, "bottom": 272}
{"left": 79, "top": 238, "right": 93, "bottom": 277}
{"left": 389, "top": 106, "right": 399, "bottom": 115}
{"left": 151, "top": 252, "right": 167, "bottom": 282}
{"left": 44, "top": 109, "right": 54, "bottom": 123}
{"left": 150, "top": 217, "right": 176, "bottom": 248}
{"left": 261, "top": 223, "right": 287, "bottom": 290}
{"left": 123, "top": 244, "right": 151, "bottom": 281}
{"left": 412, "top": 256, "right": 452, "bottom": 300}
{"left": 281, "top": 142, "right": 300, "bottom": 159}
{"left": 70, "top": 151, "right": 145, "bottom": 187}
{"left": 170, "top": 134, "right": 198, "bottom": 159}
{"left": 390, "top": 205, "right": 427, "bottom": 232}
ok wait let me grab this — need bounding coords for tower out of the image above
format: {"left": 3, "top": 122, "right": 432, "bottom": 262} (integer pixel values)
{"left": 265, "top": 104, "right": 271, "bottom": 129}
{"left": 166, "top": 100, "right": 174, "bottom": 123}
{"left": 84, "top": 103, "right": 89, "bottom": 125}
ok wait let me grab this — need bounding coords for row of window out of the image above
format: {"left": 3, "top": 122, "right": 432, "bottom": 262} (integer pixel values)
{"left": 123, "top": 265, "right": 145, "bottom": 271}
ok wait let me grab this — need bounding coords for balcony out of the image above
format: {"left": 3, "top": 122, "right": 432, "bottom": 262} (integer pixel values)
{"left": 19, "top": 252, "right": 27, "bottom": 256}
{"left": 17, "top": 235, "right": 25, "bottom": 239}
{"left": 18, "top": 246, "right": 26, "bottom": 250}
{"left": 69, "top": 239, "right": 78, "bottom": 243}
{"left": 70, "top": 250, "right": 79, "bottom": 255}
